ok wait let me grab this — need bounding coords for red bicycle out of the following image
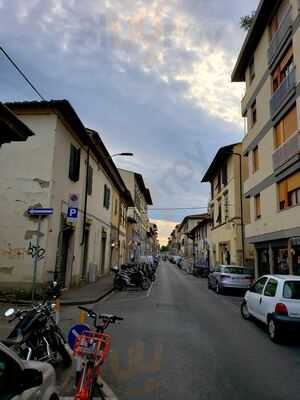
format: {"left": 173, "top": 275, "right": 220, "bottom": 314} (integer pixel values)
{"left": 73, "top": 306, "right": 123, "bottom": 400}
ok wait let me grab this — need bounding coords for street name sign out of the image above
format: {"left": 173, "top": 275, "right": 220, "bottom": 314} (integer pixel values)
{"left": 28, "top": 207, "right": 53, "bottom": 216}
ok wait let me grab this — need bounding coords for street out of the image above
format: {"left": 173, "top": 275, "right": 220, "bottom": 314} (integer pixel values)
{"left": 94, "top": 261, "right": 300, "bottom": 400}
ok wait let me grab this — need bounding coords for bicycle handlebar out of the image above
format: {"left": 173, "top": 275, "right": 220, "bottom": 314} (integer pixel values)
{"left": 78, "top": 307, "right": 123, "bottom": 324}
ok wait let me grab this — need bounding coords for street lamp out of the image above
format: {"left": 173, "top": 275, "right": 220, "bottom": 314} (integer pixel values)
{"left": 224, "top": 151, "right": 245, "bottom": 266}
{"left": 111, "top": 152, "right": 134, "bottom": 158}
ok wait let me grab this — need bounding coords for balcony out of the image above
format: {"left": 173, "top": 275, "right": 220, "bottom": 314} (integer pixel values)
{"left": 270, "top": 67, "right": 296, "bottom": 118}
{"left": 268, "top": 9, "right": 292, "bottom": 67}
{"left": 273, "top": 130, "right": 300, "bottom": 172}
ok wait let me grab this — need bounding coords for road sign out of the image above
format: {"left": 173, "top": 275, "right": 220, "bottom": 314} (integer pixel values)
{"left": 67, "top": 324, "right": 90, "bottom": 350}
{"left": 28, "top": 207, "right": 53, "bottom": 216}
{"left": 67, "top": 207, "right": 78, "bottom": 218}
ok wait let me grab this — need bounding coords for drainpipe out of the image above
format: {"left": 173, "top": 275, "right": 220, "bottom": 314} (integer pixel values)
{"left": 81, "top": 146, "right": 90, "bottom": 246}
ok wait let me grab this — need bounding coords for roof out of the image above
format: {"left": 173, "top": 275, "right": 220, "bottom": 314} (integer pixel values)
{"left": 201, "top": 143, "right": 240, "bottom": 182}
{"left": 134, "top": 173, "right": 153, "bottom": 205}
{"left": 189, "top": 215, "right": 211, "bottom": 236}
{"left": 0, "top": 102, "right": 34, "bottom": 145}
{"left": 232, "top": 0, "right": 280, "bottom": 82}
{"left": 264, "top": 275, "right": 300, "bottom": 281}
{"left": 179, "top": 213, "right": 208, "bottom": 232}
{"left": 5, "top": 100, "right": 133, "bottom": 206}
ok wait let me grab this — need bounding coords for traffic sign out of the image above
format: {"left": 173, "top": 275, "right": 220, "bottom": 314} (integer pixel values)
{"left": 67, "top": 207, "right": 78, "bottom": 218}
{"left": 67, "top": 324, "right": 90, "bottom": 350}
{"left": 28, "top": 208, "right": 53, "bottom": 216}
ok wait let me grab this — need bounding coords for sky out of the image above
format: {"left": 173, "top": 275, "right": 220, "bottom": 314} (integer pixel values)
{"left": 0, "top": 0, "right": 259, "bottom": 245}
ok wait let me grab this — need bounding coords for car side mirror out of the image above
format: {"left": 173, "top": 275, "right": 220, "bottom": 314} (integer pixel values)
{"left": 19, "top": 369, "right": 43, "bottom": 392}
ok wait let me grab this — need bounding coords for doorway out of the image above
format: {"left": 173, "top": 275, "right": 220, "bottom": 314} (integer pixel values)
{"left": 100, "top": 230, "right": 107, "bottom": 275}
{"left": 81, "top": 227, "right": 90, "bottom": 279}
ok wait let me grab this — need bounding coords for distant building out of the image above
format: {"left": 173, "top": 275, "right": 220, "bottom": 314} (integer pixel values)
{"left": 189, "top": 216, "right": 211, "bottom": 268}
{"left": 202, "top": 143, "right": 254, "bottom": 267}
{"left": 178, "top": 214, "right": 207, "bottom": 259}
{"left": 232, "top": 0, "right": 300, "bottom": 276}
{"left": 118, "top": 169, "right": 153, "bottom": 261}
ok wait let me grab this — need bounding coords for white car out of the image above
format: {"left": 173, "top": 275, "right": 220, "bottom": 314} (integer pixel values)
{"left": 241, "top": 275, "right": 300, "bottom": 342}
{"left": 0, "top": 342, "right": 59, "bottom": 400}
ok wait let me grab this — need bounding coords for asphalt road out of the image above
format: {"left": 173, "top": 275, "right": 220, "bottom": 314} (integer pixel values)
{"left": 93, "top": 261, "right": 300, "bottom": 400}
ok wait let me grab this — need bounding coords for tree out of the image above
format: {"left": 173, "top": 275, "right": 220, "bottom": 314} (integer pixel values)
{"left": 240, "top": 11, "right": 256, "bottom": 31}
{"left": 160, "top": 245, "right": 169, "bottom": 252}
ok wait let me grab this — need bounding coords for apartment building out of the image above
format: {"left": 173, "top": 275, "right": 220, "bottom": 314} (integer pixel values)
{"left": 189, "top": 216, "right": 211, "bottom": 268}
{"left": 118, "top": 169, "right": 153, "bottom": 261}
{"left": 0, "top": 100, "right": 131, "bottom": 292}
{"left": 232, "top": 0, "right": 300, "bottom": 276}
{"left": 202, "top": 144, "right": 254, "bottom": 267}
{"left": 168, "top": 224, "right": 181, "bottom": 255}
{"left": 178, "top": 214, "right": 205, "bottom": 258}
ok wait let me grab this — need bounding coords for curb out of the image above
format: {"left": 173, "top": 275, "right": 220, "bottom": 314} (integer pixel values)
{"left": 0, "top": 288, "right": 114, "bottom": 307}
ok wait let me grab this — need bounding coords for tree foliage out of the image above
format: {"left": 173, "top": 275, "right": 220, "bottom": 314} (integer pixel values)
{"left": 240, "top": 11, "right": 256, "bottom": 31}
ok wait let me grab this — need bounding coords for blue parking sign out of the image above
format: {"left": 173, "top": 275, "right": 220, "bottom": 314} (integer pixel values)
{"left": 67, "top": 324, "right": 90, "bottom": 350}
{"left": 67, "top": 207, "right": 78, "bottom": 219}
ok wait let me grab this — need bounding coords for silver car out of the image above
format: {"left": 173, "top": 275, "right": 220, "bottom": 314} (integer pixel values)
{"left": 208, "top": 265, "right": 254, "bottom": 294}
{"left": 0, "top": 342, "right": 59, "bottom": 400}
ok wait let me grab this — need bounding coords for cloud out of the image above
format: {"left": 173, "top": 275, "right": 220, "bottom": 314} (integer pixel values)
{"left": 151, "top": 219, "right": 178, "bottom": 246}
{"left": 0, "top": 0, "right": 258, "bottom": 239}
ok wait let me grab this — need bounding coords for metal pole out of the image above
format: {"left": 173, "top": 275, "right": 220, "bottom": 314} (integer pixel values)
{"left": 32, "top": 216, "right": 42, "bottom": 303}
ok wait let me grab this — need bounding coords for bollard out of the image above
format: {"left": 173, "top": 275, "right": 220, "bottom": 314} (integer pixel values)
{"left": 55, "top": 298, "right": 60, "bottom": 325}
{"left": 79, "top": 310, "right": 86, "bottom": 324}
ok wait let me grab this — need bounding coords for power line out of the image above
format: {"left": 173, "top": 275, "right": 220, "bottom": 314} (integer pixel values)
{"left": 0, "top": 46, "right": 46, "bottom": 101}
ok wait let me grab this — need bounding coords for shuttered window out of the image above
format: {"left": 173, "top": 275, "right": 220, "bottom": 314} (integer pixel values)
{"left": 103, "top": 184, "right": 111, "bottom": 209}
{"left": 252, "top": 146, "right": 259, "bottom": 173}
{"left": 251, "top": 101, "right": 257, "bottom": 127}
{"left": 278, "top": 170, "right": 300, "bottom": 210}
{"left": 274, "top": 105, "right": 297, "bottom": 148}
{"left": 255, "top": 194, "right": 261, "bottom": 219}
{"left": 87, "top": 165, "right": 93, "bottom": 196}
{"left": 69, "top": 144, "right": 81, "bottom": 182}
{"left": 272, "top": 46, "right": 293, "bottom": 92}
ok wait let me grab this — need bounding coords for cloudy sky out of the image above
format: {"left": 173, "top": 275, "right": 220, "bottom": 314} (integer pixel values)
{"left": 0, "top": 0, "right": 258, "bottom": 244}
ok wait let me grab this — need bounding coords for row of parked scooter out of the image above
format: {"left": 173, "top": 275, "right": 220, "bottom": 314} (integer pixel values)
{"left": 112, "top": 257, "right": 159, "bottom": 291}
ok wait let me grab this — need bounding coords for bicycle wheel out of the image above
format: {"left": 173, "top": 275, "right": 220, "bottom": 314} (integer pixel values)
{"left": 76, "top": 363, "right": 94, "bottom": 400}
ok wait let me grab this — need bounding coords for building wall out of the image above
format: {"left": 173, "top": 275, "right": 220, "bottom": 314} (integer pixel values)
{"left": 0, "top": 113, "right": 56, "bottom": 290}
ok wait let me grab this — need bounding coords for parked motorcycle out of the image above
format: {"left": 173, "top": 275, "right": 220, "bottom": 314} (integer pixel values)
{"left": 3, "top": 282, "right": 71, "bottom": 366}
{"left": 112, "top": 264, "right": 151, "bottom": 291}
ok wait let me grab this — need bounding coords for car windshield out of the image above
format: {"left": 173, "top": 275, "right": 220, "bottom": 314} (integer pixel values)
{"left": 283, "top": 281, "right": 300, "bottom": 300}
{"left": 223, "top": 267, "right": 252, "bottom": 275}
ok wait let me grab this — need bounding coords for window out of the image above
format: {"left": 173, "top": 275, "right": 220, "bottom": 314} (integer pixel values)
{"left": 252, "top": 146, "right": 259, "bottom": 173}
{"left": 114, "top": 199, "right": 118, "bottom": 216}
{"left": 103, "top": 184, "right": 111, "bottom": 209}
{"left": 87, "top": 165, "right": 93, "bottom": 196}
{"left": 264, "top": 278, "right": 278, "bottom": 297}
{"left": 251, "top": 101, "right": 257, "bottom": 127}
{"left": 69, "top": 144, "right": 81, "bottom": 182}
{"left": 255, "top": 194, "right": 261, "bottom": 219}
{"left": 272, "top": 46, "right": 294, "bottom": 93}
{"left": 269, "top": 0, "right": 289, "bottom": 39}
{"left": 278, "top": 170, "right": 300, "bottom": 210}
{"left": 249, "top": 57, "right": 255, "bottom": 83}
{"left": 221, "top": 164, "right": 228, "bottom": 187}
{"left": 274, "top": 105, "right": 297, "bottom": 148}
{"left": 251, "top": 277, "right": 268, "bottom": 294}
{"left": 216, "top": 200, "right": 222, "bottom": 224}
{"left": 283, "top": 281, "right": 300, "bottom": 299}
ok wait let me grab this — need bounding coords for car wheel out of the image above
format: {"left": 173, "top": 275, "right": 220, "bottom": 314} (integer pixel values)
{"left": 216, "top": 282, "right": 223, "bottom": 295}
{"left": 268, "top": 317, "right": 283, "bottom": 343}
{"left": 240, "top": 300, "right": 251, "bottom": 320}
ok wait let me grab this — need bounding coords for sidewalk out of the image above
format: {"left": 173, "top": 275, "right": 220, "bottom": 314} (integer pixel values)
{"left": 61, "top": 274, "right": 114, "bottom": 306}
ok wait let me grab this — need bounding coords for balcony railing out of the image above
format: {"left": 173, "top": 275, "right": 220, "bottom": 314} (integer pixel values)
{"left": 268, "top": 8, "right": 293, "bottom": 67}
{"left": 270, "top": 67, "right": 296, "bottom": 118}
{"left": 273, "top": 130, "right": 300, "bottom": 171}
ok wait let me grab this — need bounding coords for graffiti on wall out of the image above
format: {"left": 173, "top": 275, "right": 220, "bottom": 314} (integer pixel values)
{"left": 27, "top": 242, "right": 46, "bottom": 260}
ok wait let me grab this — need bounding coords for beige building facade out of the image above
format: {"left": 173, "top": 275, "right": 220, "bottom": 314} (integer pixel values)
{"left": 0, "top": 100, "right": 130, "bottom": 293}
{"left": 232, "top": 0, "right": 300, "bottom": 276}
{"left": 202, "top": 143, "right": 254, "bottom": 268}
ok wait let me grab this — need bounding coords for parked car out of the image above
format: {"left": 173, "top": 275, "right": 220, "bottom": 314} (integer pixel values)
{"left": 0, "top": 342, "right": 59, "bottom": 399}
{"left": 193, "top": 262, "right": 210, "bottom": 278}
{"left": 208, "top": 265, "right": 254, "bottom": 294}
{"left": 241, "top": 275, "right": 300, "bottom": 343}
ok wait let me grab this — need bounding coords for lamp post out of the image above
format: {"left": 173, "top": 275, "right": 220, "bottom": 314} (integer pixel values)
{"left": 111, "top": 152, "right": 134, "bottom": 158}
{"left": 225, "top": 151, "right": 245, "bottom": 266}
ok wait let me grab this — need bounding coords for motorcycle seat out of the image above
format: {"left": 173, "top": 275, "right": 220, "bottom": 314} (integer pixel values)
{"left": 2, "top": 337, "right": 22, "bottom": 347}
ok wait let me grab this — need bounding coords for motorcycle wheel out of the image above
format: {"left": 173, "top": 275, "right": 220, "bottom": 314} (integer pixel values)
{"left": 54, "top": 333, "right": 72, "bottom": 366}
{"left": 141, "top": 278, "right": 151, "bottom": 290}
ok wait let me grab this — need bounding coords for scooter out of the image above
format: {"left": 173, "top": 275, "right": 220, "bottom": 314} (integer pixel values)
{"left": 112, "top": 265, "right": 150, "bottom": 290}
